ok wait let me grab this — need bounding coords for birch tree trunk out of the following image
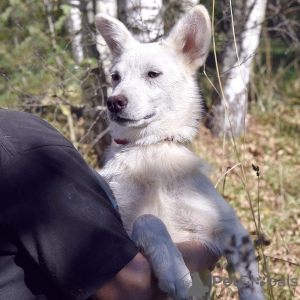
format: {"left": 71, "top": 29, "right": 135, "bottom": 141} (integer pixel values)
{"left": 208, "top": 0, "right": 267, "bottom": 138}
{"left": 67, "top": 0, "right": 117, "bottom": 165}
{"left": 118, "top": 0, "right": 164, "bottom": 42}
{"left": 95, "top": 0, "right": 118, "bottom": 84}
{"left": 68, "top": 0, "right": 84, "bottom": 65}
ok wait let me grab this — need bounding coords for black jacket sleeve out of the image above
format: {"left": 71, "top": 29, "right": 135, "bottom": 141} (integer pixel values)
{"left": 0, "top": 110, "right": 138, "bottom": 300}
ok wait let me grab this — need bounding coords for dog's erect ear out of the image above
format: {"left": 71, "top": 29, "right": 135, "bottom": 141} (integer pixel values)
{"left": 165, "top": 5, "right": 211, "bottom": 71}
{"left": 95, "top": 14, "right": 137, "bottom": 59}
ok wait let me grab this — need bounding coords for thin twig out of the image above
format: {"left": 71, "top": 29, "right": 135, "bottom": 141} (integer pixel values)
{"left": 83, "top": 127, "right": 110, "bottom": 157}
{"left": 215, "top": 163, "right": 241, "bottom": 188}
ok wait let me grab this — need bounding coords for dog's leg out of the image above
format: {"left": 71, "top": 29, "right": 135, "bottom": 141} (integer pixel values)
{"left": 223, "top": 232, "right": 264, "bottom": 300}
{"left": 131, "top": 214, "right": 192, "bottom": 300}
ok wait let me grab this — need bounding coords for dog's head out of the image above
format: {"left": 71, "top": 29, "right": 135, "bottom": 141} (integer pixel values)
{"left": 95, "top": 5, "right": 211, "bottom": 145}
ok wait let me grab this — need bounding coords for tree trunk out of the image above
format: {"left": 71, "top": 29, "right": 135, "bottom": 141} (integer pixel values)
{"left": 68, "top": 0, "right": 84, "bottom": 65}
{"left": 95, "top": 0, "right": 118, "bottom": 84}
{"left": 207, "top": 0, "right": 267, "bottom": 138}
{"left": 68, "top": 0, "right": 116, "bottom": 165}
{"left": 118, "top": 0, "right": 164, "bottom": 42}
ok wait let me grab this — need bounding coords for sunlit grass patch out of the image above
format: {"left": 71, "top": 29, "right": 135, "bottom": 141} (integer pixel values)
{"left": 193, "top": 109, "right": 299, "bottom": 299}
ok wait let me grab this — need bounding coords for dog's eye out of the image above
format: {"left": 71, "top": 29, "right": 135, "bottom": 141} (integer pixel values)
{"left": 111, "top": 73, "right": 120, "bottom": 81}
{"left": 148, "top": 71, "right": 161, "bottom": 78}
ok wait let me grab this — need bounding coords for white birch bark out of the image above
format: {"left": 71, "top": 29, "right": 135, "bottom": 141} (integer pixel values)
{"left": 95, "top": 0, "right": 117, "bottom": 83}
{"left": 122, "top": 0, "right": 164, "bottom": 42}
{"left": 68, "top": 0, "right": 84, "bottom": 65}
{"left": 211, "top": 0, "right": 268, "bottom": 138}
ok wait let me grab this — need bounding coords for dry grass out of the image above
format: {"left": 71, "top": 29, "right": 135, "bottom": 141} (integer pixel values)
{"left": 192, "top": 107, "right": 300, "bottom": 299}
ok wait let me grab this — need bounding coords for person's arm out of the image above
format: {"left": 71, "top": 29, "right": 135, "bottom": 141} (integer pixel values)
{"left": 91, "top": 242, "right": 221, "bottom": 300}
{"left": 91, "top": 252, "right": 162, "bottom": 300}
{"left": 176, "top": 241, "right": 221, "bottom": 273}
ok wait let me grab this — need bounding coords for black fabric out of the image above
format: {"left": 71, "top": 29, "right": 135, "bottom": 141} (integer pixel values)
{"left": 0, "top": 110, "right": 138, "bottom": 300}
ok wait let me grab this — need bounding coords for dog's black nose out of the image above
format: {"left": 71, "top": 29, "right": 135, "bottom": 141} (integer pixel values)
{"left": 107, "top": 95, "right": 128, "bottom": 113}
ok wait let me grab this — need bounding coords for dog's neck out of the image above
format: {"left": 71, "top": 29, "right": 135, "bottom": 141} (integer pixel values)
{"left": 114, "top": 137, "right": 175, "bottom": 145}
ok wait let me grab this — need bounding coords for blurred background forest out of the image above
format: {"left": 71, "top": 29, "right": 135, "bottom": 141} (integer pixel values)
{"left": 0, "top": 0, "right": 299, "bottom": 299}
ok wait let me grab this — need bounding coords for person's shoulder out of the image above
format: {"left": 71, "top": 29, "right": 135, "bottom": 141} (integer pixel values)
{"left": 0, "top": 109, "right": 74, "bottom": 153}
{"left": 0, "top": 109, "right": 56, "bottom": 130}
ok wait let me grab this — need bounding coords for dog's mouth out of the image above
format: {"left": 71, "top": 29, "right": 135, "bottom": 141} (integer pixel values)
{"left": 111, "top": 113, "right": 156, "bottom": 126}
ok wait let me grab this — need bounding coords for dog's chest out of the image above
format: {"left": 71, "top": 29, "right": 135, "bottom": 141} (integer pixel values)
{"left": 111, "top": 178, "right": 190, "bottom": 238}
{"left": 101, "top": 143, "right": 209, "bottom": 240}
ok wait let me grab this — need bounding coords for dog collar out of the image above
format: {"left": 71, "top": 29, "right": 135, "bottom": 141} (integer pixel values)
{"left": 114, "top": 137, "right": 174, "bottom": 145}
{"left": 114, "top": 139, "right": 129, "bottom": 145}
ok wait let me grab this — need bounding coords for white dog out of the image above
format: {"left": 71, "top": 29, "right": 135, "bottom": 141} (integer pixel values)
{"left": 95, "top": 5, "right": 264, "bottom": 300}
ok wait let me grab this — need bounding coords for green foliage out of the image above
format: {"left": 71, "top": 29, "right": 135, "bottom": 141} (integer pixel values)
{"left": 0, "top": 0, "right": 95, "bottom": 107}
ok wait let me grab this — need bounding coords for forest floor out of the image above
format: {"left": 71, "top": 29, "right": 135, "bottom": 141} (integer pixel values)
{"left": 191, "top": 107, "right": 299, "bottom": 299}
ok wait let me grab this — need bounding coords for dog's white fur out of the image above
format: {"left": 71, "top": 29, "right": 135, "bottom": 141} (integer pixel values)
{"left": 96, "top": 6, "right": 264, "bottom": 300}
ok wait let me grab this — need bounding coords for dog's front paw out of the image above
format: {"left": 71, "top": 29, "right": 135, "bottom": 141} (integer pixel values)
{"left": 131, "top": 214, "right": 192, "bottom": 299}
{"left": 156, "top": 253, "right": 192, "bottom": 300}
